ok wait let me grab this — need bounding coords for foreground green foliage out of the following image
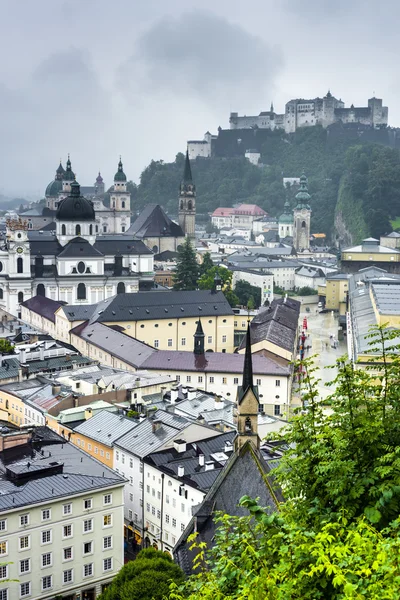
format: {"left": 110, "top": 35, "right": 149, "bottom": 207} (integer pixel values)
{"left": 173, "top": 238, "right": 199, "bottom": 290}
{"left": 99, "top": 547, "right": 184, "bottom": 600}
{"left": 169, "top": 326, "right": 400, "bottom": 599}
{"left": 0, "top": 339, "right": 15, "bottom": 354}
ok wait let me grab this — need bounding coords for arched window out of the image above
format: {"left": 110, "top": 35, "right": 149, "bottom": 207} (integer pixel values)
{"left": 89, "top": 225, "right": 93, "bottom": 235}
{"left": 0, "top": 262, "right": 3, "bottom": 273}
{"left": 180, "top": 201, "right": 183, "bottom": 210}
{"left": 245, "top": 417, "right": 252, "bottom": 433}
{"left": 96, "top": 225, "right": 99, "bottom": 233}
{"left": 188, "top": 200, "right": 193, "bottom": 210}
{"left": 17, "top": 257, "right": 23, "bottom": 274}
{"left": 77, "top": 262, "right": 85, "bottom": 274}
{"left": 121, "top": 226, "right": 125, "bottom": 233}
{"left": 77, "top": 283, "right": 86, "bottom": 300}
{"left": 117, "top": 282, "right": 125, "bottom": 294}
{"left": 152, "top": 245, "right": 158, "bottom": 253}
{"left": 36, "top": 284, "right": 45, "bottom": 297}
{"left": 28, "top": 222, "right": 33, "bottom": 230}
{"left": 121, "top": 201, "right": 125, "bottom": 209}
{"left": 18, "top": 292, "right": 23, "bottom": 304}
{"left": 61, "top": 224, "right": 66, "bottom": 235}
{"left": 103, "top": 225, "right": 107, "bottom": 233}
{"left": 301, "top": 220, "right": 306, "bottom": 228}
{"left": 75, "top": 224, "right": 81, "bottom": 236}
{"left": 0, "top": 289, "right": 3, "bottom": 300}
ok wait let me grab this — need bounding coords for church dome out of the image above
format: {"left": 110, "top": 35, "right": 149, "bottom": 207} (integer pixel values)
{"left": 114, "top": 158, "right": 127, "bottom": 182}
{"left": 96, "top": 172, "right": 103, "bottom": 183}
{"left": 56, "top": 161, "right": 66, "bottom": 177}
{"left": 279, "top": 199, "right": 293, "bottom": 224}
{"left": 295, "top": 173, "right": 311, "bottom": 209}
{"left": 56, "top": 181, "right": 95, "bottom": 221}
{"left": 45, "top": 178, "right": 63, "bottom": 197}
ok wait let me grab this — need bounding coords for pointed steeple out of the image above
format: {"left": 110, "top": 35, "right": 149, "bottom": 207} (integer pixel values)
{"left": 270, "top": 101, "right": 274, "bottom": 113}
{"left": 114, "top": 157, "right": 127, "bottom": 182}
{"left": 183, "top": 149, "right": 193, "bottom": 184}
{"left": 295, "top": 171, "right": 311, "bottom": 209}
{"left": 63, "top": 155, "right": 75, "bottom": 181}
{"left": 193, "top": 319, "right": 205, "bottom": 355}
{"left": 241, "top": 323, "right": 254, "bottom": 396}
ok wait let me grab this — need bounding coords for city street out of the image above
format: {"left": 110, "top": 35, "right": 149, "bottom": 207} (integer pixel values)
{"left": 297, "top": 304, "right": 347, "bottom": 402}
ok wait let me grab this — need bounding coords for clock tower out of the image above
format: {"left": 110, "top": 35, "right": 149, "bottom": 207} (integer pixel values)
{"left": 6, "top": 217, "right": 31, "bottom": 279}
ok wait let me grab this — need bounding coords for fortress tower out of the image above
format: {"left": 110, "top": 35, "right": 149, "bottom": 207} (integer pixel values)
{"left": 293, "top": 173, "right": 312, "bottom": 252}
{"left": 179, "top": 150, "right": 196, "bottom": 238}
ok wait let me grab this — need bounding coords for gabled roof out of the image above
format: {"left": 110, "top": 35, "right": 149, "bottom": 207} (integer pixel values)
{"left": 57, "top": 237, "right": 104, "bottom": 258}
{"left": 73, "top": 411, "right": 137, "bottom": 447}
{"left": 93, "top": 237, "right": 153, "bottom": 256}
{"left": 125, "top": 204, "right": 184, "bottom": 238}
{"left": 21, "top": 296, "right": 66, "bottom": 323}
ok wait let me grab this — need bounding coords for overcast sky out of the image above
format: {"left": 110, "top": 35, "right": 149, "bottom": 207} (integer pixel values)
{"left": 1, "top": 0, "right": 399, "bottom": 197}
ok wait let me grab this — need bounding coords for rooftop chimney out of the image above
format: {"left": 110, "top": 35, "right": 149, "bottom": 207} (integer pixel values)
{"left": 224, "top": 440, "right": 233, "bottom": 453}
{"left": 178, "top": 465, "right": 184, "bottom": 477}
{"left": 198, "top": 454, "right": 205, "bottom": 467}
{"left": 170, "top": 388, "right": 179, "bottom": 404}
{"left": 39, "top": 345, "right": 45, "bottom": 361}
{"left": 187, "top": 388, "right": 196, "bottom": 401}
{"left": 173, "top": 439, "right": 187, "bottom": 453}
{"left": 205, "top": 460, "right": 214, "bottom": 471}
{"left": 52, "top": 383, "right": 61, "bottom": 396}
{"left": 19, "top": 349, "right": 26, "bottom": 364}
{"left": 214, "top": 397, "right": 224, "bottom": 410}
{"left": 152, "top": 419, "right": 162, "bottom": 434}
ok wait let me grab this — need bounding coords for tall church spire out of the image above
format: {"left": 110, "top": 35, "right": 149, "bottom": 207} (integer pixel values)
{"left": 183, "top": 149, "right": 193, "bottom": 184}
{"left": 235, "top": 322, "right": 259, "bottom": 451}
{"left": 179, "top": 149, "right": 196, "bottom": 238}
{"left": 193, "top": 319, "right": 205, "bottom": 355}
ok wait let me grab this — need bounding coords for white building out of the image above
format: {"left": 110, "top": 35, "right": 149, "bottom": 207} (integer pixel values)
{"left": 211, "top": 205, "right": 267, "bottom": 230}
{"left": 187, "top": 132, "right": 215, "bottom": 160}
{"left": 294, "top": 265, "right": 326, "bottom": 290}
{"left": 0, "top": 426, "right": 125, "bottom": 600}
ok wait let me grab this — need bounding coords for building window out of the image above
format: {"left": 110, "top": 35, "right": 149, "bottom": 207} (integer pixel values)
{"left": 117, "top": 282, "right": 125, "bottom": 294}
{"left": 233, "top": 377, "right": 239, "bottom": 385}
{"left": 103, "top": 535, "right": 112, "bottom": 550}
{"left": 37, "top": 283, "right": 45, "bottom": 297}
{"left": 0, "top": 520, "right": 6, "bottom": 533}
{"left": 20, "top": 582, "right": 31, "bottom": 597}
{"left": 0, "top": 590, "right": 7, "bottom": 600}
{"left": 104, "top": 493, "right": 112, "bottom": 505}
{"left": 198, "top": 376, "right": 203, "bottom": 383}
{"left": 77, "top": 261, "right": 85, "bottom": 274}
{"left": 83, "top": 541, "right": 93, "bottom": 555}
{"left": 41, "top": 509, "right": 51, "bottom": 521}
{"left": 19, "top": 536, "right": 30, "bottom": 550}
{"left": 20, "top": 514, "right": 29, "bottom": 527}
{"left": 83, "top": 563, "right": 93, "bottom": 578}
{"left": 181, "top": 338, "right": 186, "bottom": 346}
{"left": 83, "top": 519, "right": 93, "bottom": 533}
{"left": 103, "top": 514, "right": 112, "bottom": 527}
{"left": 172, "top": 518, "right": 177, "bottom": 528}
{"left": 63, "top": 503, "right": 72, "bottom": 515}
{"left": 186, "top": 375, "right": 191, "bottom": 383}
{"left": 63, "top": 569, "right": 73, "bottom": 584}
{"left": 0, "top": 542, "right": 7, "bottom": 556}
{"left": 256, "top": 378, "right": 261, "bottom": 385}
{"left": 154, "top": 339, "right": 159, "bottom": 348}
{"left": 275, "top": 380, "right": 281, "bottom": 387}
{"left": 222, "top": 335, "right": 227, "bottom": 343}
{"left": 274, "top": 404, "right": 281, "bottom": 416}
{"left": 0, "top": 565, "right": 7, "bottom": 580}
{"left": 42, "top": 575, "right": 52, "bottom": 591}
{"left": 176, "top": 375, "right": 180, "bottom": 382}
{"left": 61, "top": 224, "right": 66, "bottom": 235}
{"left": 19, "top": 559, "right": 30, "bottom": 574}
{"left": 77, "top": 282, "right": 86, "bottom": 300}
{"left": 207, "top": 336, "right": 212, "bottom": 344}
{"left": 17, "top": 257, "right": 23, "bottom": 274}
{"left": 75, "top": 224, "right": 81, "bottom": 236}
{"left": 63, "top": 547, "right": 73, "bottom": 561}
{"left": 41, "top": 530, "right": 52, "bottom": 544}
{"left": 41, "top": 552, "right": 52, "bottom": 567}
{"left": 209, "top": 376, "right": 214, "bottom": 383}
{"left": 84, "top": 498, "right": 92, "bottom": 510}
{"left": 222, "top": 377, "right": 227, "bottom": 384}
{"left": 103, "top": 557, "right": 113, "bottom": 572}
{"left": 168, "top": 339, "right": 173, "bottom": 347}
{"left": 63, "top": 524, "right": 72, "bottom": 538}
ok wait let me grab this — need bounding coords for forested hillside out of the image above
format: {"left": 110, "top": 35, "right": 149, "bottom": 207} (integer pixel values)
{"left": 128, "top": 127, "right": 400, "bottom": 244}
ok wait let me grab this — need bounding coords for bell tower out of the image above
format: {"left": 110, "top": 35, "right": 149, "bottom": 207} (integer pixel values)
{"left": 235, "top": 323, "right": 260, "bottom": 452}
{"left": 293, "top": 172, "right": 312, "bottom": 252}
{"left": 179, "top": 150, "right": 196, "bottom": 238}
{"left": 110, "top": 158, "right": 131, "bottom": 234}
{"left": 6, "top": 217, "right": 31, "bottom": 279}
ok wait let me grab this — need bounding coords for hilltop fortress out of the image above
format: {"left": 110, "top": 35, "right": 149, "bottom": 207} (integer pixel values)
{"left": 188, "top": 92, "right": 389, "bottom": 160}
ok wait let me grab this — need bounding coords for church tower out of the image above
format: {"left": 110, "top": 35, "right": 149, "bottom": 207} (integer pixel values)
{"left": 109, "top": 158, "right": 131, "bottom": 234}
{"left": 62, "top": 155, "right": 75, "bottom": 195}
{"left": 179, "top": 150, "right": 196, "bottom": 238}
{"left": 193, "top": 319, "right": 205, "bottom": 355}
{"left": 293, "top": 172, "right": 312, "bottom": 252}
{"left": 278, "top": 197, "right": 294, "bottom": 240}
{"left": 235, "top": 323, "right": 260, "bottom": 452}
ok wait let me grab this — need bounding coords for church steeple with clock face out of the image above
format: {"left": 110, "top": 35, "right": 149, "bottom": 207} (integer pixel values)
{"left": 6, "top": 217, "right": 31, "bottom": 278}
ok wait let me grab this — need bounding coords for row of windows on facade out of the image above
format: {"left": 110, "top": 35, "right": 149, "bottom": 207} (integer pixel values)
{"left": 75, "top": 438, "right": 111, "bottom": 459}
{"left": 0, "top": 557, "right": 113, "bottom": 599}
{"left": 9, "top": 513, "right": 113, "bottom": 538}
{"left": 174, "top": 374, "right": 281, "bottom": 386}
{"left": 153, "top": 335, "right": 227, "bottom": 348}
{"left": 136, "top": 318, "right": 229, "bottom": 330}
{"left": 0, "top": 533, "right": 113, "bottom": 557}
{"left": 59, "top": 223, "right": 126, "bottom": 235}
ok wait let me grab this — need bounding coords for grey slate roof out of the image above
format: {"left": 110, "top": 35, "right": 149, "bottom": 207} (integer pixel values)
{"left": 93, "top": 237, "right": 153, "bottom": 256}
{"left": 21, "top": 296, "right": 66, "bottom": 323}
{"left": 174, "top": 441, "right": 284, "bottom": 575}
{"left": 60, "top": 304, "right": 97, "bottom": 321}
{"left": 0, "top": 427, "right": 124, "bottom": 513}
{"left": 126, "top": 204, "right": 184, "bottom": 238}
{"left": 88, "top": 290, "right": 233, "bottom": 323}
{"left": 115, "top": 409, "right": 190, "bottom": 458}
{"left": 70, "top": 322, "right": 155, "bottom": 368}
{"left": 57, "top": 237, "right": 104, "bottom": 258}
{"left": 73, "top": 410, "right": 137, "bottom": 446}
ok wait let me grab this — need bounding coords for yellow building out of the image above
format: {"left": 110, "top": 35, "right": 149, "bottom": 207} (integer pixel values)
{"left": 325, "top": 274, "right": 350, "bottom": 314}
{"left": 341, "top": 237, "right": 400, "bottom": 273}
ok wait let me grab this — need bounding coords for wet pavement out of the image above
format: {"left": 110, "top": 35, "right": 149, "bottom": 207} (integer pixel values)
{"left": 296, "top": 305, "right": 347, "bottom": 403}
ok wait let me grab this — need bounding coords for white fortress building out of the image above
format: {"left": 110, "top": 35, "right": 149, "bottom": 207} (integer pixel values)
{"left": 229, "top": 93, "right": 388, "bottom": 134}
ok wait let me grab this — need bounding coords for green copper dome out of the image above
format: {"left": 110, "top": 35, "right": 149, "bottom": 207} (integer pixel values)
{"left": 295, "top": 172, "right": 311, "bottom": 210}
{"left": 279, "top": 199, "right": 293, "bottom": 224}
{"left": 45, "top": 178, "right": 63, "bottom": 197}
{"left": 114, "top": 158, "right": 127, "bottom": 182}
{"left": 63, "top": 156, "right": 75, "bottom": 182}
